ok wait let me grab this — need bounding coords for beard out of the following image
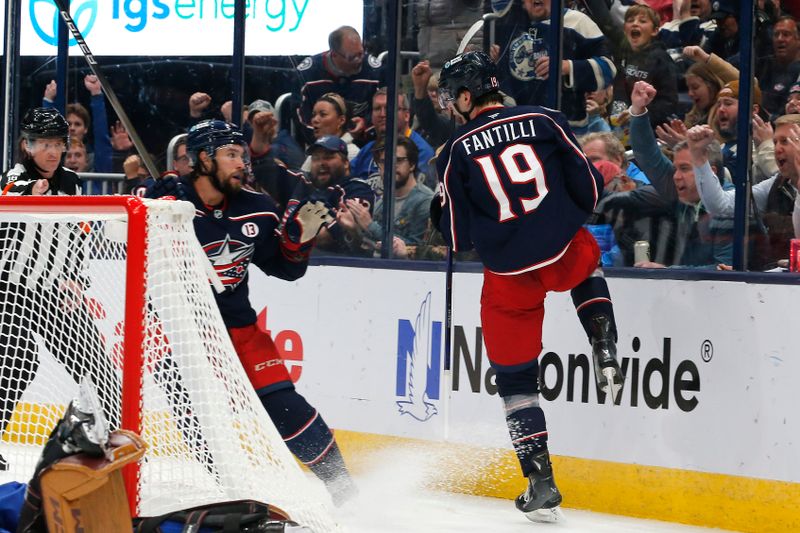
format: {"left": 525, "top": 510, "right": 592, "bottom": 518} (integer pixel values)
{"left": 211, "top": 170, "right": 243, "bottom": 197}
{"left": 311, "top": 164, "right": 346, "bottom": 188}
{"left": 394, "top": 172, "right": 410, "bottom": 190}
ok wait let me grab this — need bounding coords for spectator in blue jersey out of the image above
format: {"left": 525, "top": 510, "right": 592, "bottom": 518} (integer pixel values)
{"left": 145, "top": 120, "right": 356, "bottom": 505}
{"left": 756, "top": 16, "right": 800, "bottom": 119}
{"left": 655, "top": 0, "right": 716, "bottom": 50}
{"left": 433, "top": 51, "right": 624, "bottom": 522}
{"left": 307, "top": 135, "right": 375, "bottom": 257}
{"left": 347, "top": 137, "right": 435, "bottom": 258}
{"left": 350, "top": 88, "right": 435, "bottom": 186}
{"left": 295, "top": 26, "right": 384, "bottom": 144}
{"left": 703, "top": 0, "right": 740, "bottom": 62}
{"left": 489, "top": 0, "right": 616, "bottom": 133}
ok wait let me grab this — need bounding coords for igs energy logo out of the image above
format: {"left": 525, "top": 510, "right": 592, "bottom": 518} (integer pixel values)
{"left": 30, "top": 0, "right": 98, "bottom": 46}
{"left": 395, "top": 293, "right": 442, "bottom": 422}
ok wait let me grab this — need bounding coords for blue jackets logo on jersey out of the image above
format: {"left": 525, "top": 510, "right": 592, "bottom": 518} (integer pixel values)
{"left": 30, "top": 0, "right": 97, "bottom": 46}
{"left": 509, "top": 31, "right": 546, "bottom": 81}
{"left": 395, "top": 292, "right": 442, "bottom": 422}
{"left": 204, "top": 235, "right": 254, "bottom": 289}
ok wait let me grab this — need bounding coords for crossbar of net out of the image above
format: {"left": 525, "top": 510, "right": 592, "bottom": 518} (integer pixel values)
{"left": 0, "top": 199, "right": 339, "bottom": 532}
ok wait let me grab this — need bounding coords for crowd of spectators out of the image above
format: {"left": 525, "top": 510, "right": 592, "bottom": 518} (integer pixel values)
{"left": 36, "top": 0, "right": 800, "bottom": 270}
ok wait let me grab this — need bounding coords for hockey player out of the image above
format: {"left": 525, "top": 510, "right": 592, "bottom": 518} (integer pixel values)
{"left": 146, "top": 120, "right": 356, "bottom": 505}
{"left": 433, "top": 51, "right": 624, "bottom": 521}
{"left": 0, "top": 108, "right": 120, "bottom": 471}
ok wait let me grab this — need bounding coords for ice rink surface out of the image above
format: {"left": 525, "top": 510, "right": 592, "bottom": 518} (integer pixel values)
{"left": 333, "top": 448, "right": 729, "bottom": 533}
{"left": 338, "top": 489, "right": 727, "bottom": 532}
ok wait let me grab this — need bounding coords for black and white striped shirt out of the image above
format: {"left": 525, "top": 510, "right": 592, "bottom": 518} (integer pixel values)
{"left": 0, "top": 161, "right": 88, "bottom": 291}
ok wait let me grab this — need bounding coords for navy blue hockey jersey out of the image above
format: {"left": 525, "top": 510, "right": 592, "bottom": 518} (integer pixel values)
{"left": 436, "top": 105, "right": 602, "bottom": 274}
{"left": 295, "top": 51, "right": 384, "bottom": 142}
{"left": 146, "top": 177, "right": 307, "bottom": 328}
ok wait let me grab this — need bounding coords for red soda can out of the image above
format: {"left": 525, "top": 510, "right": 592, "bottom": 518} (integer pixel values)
{"left": 791, "top": 239, "right": 800, "bottom": 272}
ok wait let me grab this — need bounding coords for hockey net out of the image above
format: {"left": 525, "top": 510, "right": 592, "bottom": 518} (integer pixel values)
{"left": 0, "top": 196, "right": 340, "bottom": 531}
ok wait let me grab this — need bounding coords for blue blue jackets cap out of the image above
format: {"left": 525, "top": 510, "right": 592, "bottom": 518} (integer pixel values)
{"left": 307, "top": 135, "right": 347, "bottom": 156}
{"left": 710, "top": 0, "right": 736, "bottom": 18}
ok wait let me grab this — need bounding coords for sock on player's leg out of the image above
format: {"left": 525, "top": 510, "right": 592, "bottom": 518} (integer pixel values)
{"left": 260, "top": 387, "right": 357, "bottom": 505}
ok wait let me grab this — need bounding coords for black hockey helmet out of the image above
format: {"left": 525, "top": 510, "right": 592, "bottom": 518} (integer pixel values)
{"left": 20, "top": 107, "right": 69, "bottom": 143}
{"left": 186, "top": 119, "right": 247, "bottom": 164}
{"left": 438, "top": 51, "right": 500, "bottom": 109}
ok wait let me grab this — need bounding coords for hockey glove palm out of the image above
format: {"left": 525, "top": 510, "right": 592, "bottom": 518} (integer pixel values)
{"left": 280, "top": 186, "right": 342, "bottom": 260}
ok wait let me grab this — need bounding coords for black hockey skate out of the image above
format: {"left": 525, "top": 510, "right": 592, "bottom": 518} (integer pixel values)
{"left": 590, "top": 315, "right": 624, "bottom": 403}
{"left": 515, "top": 450, "right": 563, "bottom": 523}
{"left": 0, "top": 453, "right": 6, "bottom": 471}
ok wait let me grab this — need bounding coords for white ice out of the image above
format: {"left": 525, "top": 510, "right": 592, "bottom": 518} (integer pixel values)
{"left": 332, "top": 448, "right": 730, "bottom": 533}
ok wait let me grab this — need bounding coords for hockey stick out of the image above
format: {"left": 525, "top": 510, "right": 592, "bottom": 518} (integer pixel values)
{"left": 52, "top": 0, "right": 160, "bottom": 180}
{"left": 442, "top": 245, "right": 454, "bottom": 441}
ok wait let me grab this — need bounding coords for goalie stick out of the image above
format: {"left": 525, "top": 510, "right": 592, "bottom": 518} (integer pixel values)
{"left": 52, "top": 0, "right": 160, "bottom": 180}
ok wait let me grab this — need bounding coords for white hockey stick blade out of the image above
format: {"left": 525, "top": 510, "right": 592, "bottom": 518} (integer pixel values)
{"left": 457, "top": 19, "right": 484, "bottom": 54}
{"left": 523, "top": 505, "right": 565, "bottom": 524}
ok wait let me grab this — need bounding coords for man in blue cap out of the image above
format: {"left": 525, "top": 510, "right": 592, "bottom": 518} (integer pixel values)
{"left": 306, "top": 135, "right": 376, "bottom": 256}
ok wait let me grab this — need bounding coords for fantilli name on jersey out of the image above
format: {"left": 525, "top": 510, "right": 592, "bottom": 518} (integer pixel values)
{"left": 460, "top": 117, "right": 538, "bottom": 155}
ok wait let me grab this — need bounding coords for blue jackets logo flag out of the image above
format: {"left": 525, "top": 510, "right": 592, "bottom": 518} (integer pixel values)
{"left": 30, "top": 0, "right": 97, "bottom": 46}
{"left": 395, "top": 292, "right": 442, "bottom": 422}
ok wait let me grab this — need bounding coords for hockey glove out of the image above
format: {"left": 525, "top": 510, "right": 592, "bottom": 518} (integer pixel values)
{"left": 147, "top": 172, "right": 187, "bottom": 201}
{"left": 279, "top": 186, "right": 342, "bottom": 261}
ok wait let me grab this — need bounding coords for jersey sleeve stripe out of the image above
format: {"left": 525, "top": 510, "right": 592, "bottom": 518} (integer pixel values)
{"left": 229, "top": 212, "right": 280, "bottom": 222}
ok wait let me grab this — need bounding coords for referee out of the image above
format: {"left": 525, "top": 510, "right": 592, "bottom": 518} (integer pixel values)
{"left": 0, "top": 108, "right": 119, "bottom": 472}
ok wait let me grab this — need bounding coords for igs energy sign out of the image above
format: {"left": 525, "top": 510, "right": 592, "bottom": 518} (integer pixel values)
{"left": 16, "top": 0, "right": 364, "bottom": 56}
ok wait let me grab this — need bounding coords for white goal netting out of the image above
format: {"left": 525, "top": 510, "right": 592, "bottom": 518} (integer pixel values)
{"left": 0, "top": 197, "right": 340, "bottom": 532}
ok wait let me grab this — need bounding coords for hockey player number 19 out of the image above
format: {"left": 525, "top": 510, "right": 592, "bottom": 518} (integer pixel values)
{"left": 474, "top": 143, "right": 550, "bottom": 222}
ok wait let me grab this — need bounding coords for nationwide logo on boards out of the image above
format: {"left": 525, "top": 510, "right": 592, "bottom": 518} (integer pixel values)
{"left": 30, "top": 0, "right": 98, "bottom": 46}
{"left": 449, "top": 325, "right": 705, "bottom": 412}
{"left": 395, "top": 293, "right": 442, "bottom": 422}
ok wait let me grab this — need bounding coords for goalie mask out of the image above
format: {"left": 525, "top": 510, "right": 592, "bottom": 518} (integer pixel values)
{"left": 20, "top": 107, "right": 69, "bottom": 153}
{"left": 438, "top": 51, "right": 500, "bottom": 113}
{"left": 186, "top": 119, "right": 249, "bottom": 168}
